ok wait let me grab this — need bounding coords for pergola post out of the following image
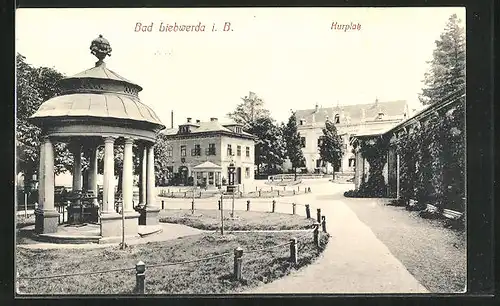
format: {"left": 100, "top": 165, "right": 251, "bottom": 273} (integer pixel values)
{"left": 34, "top": 136, "right": 59, "bottom": 234}
{"left": 102, "top": 136, "right": 116, "bottom": 214}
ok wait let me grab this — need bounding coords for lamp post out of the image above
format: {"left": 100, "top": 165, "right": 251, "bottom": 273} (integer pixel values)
{"left": 227, "top": 162, "right": 236, "bottom": 218}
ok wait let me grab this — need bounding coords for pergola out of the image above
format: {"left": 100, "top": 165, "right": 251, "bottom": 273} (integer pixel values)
{"left": 28, "top": 35, "right": 165, "bottom": 237}
{"left": 192, "top": 161, "right": 222, "bottom": 188}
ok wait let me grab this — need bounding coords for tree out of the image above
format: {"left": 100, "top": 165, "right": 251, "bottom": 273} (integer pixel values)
{"left": 227, "top": 92, "right": 271, "bottom": 130}
{"left": 319, "top": 119, "right": 344, "bottom": 180}
{"left": 16, "top": 53, "right": 72, "bottom": 179}
{"left": 419, "top": 14, "right": 465, "bottom": 105}
{"left": 248, "top": 117, "right": 286, "bottom": 175}
{"left": 283, "top": 112, "right": 305, "bottom": 180}
{"left": 154, "top": 133, "right": 172, "bottom": 185}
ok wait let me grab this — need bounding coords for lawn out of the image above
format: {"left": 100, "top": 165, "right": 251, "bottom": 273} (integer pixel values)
{"left": 17, "top": 231, "right": 329, "bottom": 295}
{"left": 159, "top": 209, "right": 315, "bottom": 231}
{"left": 343, "top": 198, "right": 466, "bottom": 293}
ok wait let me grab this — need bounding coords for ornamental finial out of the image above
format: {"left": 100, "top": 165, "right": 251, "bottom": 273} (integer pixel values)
{"left": 90, "top": 34, "right": 112, "bottom": 66}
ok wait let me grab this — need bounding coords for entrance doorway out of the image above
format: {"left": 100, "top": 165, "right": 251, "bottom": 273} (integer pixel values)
{"left": 179, "top": 166, "right": 188, "bottom": 186}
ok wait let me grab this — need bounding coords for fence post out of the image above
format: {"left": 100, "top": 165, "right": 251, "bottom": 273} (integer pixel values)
{"left": 161, "top": 200, "right": 164, "bottom": 210}
{"left": 272, "top": 200, "right": 276, "bottom": 213}
{"left": 322, "top": 216, "right": 327, "bottom": 233}
{"left": 135, "top": 261, "right": 145, "bottom": 294}
{"left": 293, "top": 190, "right": 296, "bottom": 195}
{"left": 305, "top": 204, "right": 311, "bottom": 219}
{"left": 289, "top": 238, "right": 298, "bottom": 265}
{"left": 292, "top": 203, "right": 296, "bottom": 215}
{"left": 191, "top": 200, "right": 195, "bottom": 214}
{"left": 271, "top": 187, "right": 273, "bottom": 192}
{"left": 317, "top": 208, "right": 322, "bottom": 223}
{"left": 233, "top": 247, "right": 243, "bottom": 281}
{"left": 278, "top": 190, "right": 280, "bottom": 196}
{"left": 259, "top": 190, "right": 261, "bottom": 197}
{"left": 255, "top": 186, "right": 258, "bottom": 191}
{"left": 24, "top": 193, "right": 28, "bottom": 218}
{"left": 246, "top": 200, "right": 250, "bottom": 211}
{"left": 218, "top": 200, "right": 221, "bottom": 210}
{"left": 184, "top": 191, "right": 187, "bottom": 198}
{"left": 298, "top": 186, "right": 300, "bottom": 192}
{"left": 313, "top": 223, "right": 320, "bottom": 247}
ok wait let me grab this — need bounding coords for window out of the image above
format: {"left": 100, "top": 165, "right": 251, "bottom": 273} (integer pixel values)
{"left": 300, "top": 120, "right": 304, "bottom": 125}
{"left": 166, "top": 146, "right": 173, "bottom": 157}
{"left": 206, "top": 143, "right": 216, "bottom": 155}
{"left": 191, "top": 144, "right": 201, "bottom": 156}
{"left": 227, "top": 144, "right": 232, "bottom": 156}
{"left": 245, "top": 167, "right": 250, "bottom": 178}
{"left": 180, "top": 145, "right": 186, "bottom": 157}
{"left": 348, "top": 158, "right": 356, "bottom": 167}
{"left": 237, "top": 145, "right": 241, "bottom": 156}
{"left": 300, "top": 137, "right": 306, "bottom": 148}
{"left": 245, "top": 146, "right": 250, "bottom": 157}
{"left": 179, "top": 126, "right": 190, "bottom": 134}
{"left": 235, "top": 127, "right": 242, "bottom": 133}
{"left": 334, "top": 114, "right": 340, "bottom": 124}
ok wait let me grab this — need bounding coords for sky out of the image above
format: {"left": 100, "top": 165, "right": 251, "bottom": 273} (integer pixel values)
{"left": 16, "top": 7, "right": 465, "bottom": 126}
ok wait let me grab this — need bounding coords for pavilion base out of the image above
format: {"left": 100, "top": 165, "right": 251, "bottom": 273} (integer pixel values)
{"left": 34, "top": 209, "right": 60, "bottom": 234}
{"left": 100, "top": 211, "right": 140, "bottom": 238}
{"left": 137, "top": 206, "right": 160, "bottom": 226}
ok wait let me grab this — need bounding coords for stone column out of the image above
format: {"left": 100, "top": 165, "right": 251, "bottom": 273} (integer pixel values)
{"left": 146, "top": 143, "right": 155, "bottom": 207}
{"left": 37, "top": 136, "right": 46, "bottom": 208}
{"left": 140, "top": 142, "right": 160, "bottom": 226}
{"left": 139, "top": 144, "right": 147, "bottom": 206}
{"left": 122, "top": 138, "right": 134, "bottom": 212}
{"left": 71, "top": 143, "right": 83, "bottom": 192}
{"left": 212, "top": 172, "right": 216, "bottom": 187}
{"left": 88, "top": 146, "right": 99, "bottom": 195}
{"left": 102, "top": 136, "right": 115, "bottom": 214}
{"left": 88, "top": 145, "right": 99, "bottom": 205}
{"left": 34, "top": 137, "right": 59, "bottom": 234}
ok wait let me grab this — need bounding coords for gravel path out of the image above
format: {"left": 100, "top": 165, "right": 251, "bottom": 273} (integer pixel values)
{"left": 341, "top": 197, "right": 466, "bottom": 293}
{"left": 244, "top": 194, "right": 429, "bottom": 294}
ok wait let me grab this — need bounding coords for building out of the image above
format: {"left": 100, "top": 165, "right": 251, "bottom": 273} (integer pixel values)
{"left": 161, "top": 117, "right": 257, "bottom": 188}
{"left": 351, "top": 90, "right": 466, "bottom": 214}
{"left": 294, "top": 99, "right": 411, "bottom": 174}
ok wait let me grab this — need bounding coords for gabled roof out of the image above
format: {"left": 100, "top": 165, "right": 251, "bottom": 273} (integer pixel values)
{"left": 296, "top": 100, "right": 407, "bottom": 124}
{"left": 161, "top": 119, "right": 257, "bottom": 140}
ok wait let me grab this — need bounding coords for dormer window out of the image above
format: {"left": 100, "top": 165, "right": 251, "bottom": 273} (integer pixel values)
{"left": 334, "top": 114, "right": 340, "bottom": 124}
{"left": 179, "top": 126, "right": 190, "bottom": 134}
{"left": 235, "top": 127, "right": 242, "bottom": 133}
{"left": 377, "top": 112, "right": 385, "bottom": 120}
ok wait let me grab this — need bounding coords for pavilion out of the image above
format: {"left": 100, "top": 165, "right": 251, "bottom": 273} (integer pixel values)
{"left": 28, "top": 35, "right": 166, "bottom": 239}
{"left": 192, "top": 161, "right": 223, "bottom": 188}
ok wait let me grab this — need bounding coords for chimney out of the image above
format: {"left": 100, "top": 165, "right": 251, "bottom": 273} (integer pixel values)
{"left": 187, "top": 117, "right": 192, "bottom": 123}
{"left": 210, "top": 117, "right": 218, "bottom": 122}
{"left": 315, "top": 103, "right": 319, "bottom": 112}
{"left": 196, "top": 119, "right": 200, "bottom": 124}
{"left": 248, "top": 92, "right": 256, "bottom": 100}
{"left": 171, "top": 110, "right": 174, "bottom": 128}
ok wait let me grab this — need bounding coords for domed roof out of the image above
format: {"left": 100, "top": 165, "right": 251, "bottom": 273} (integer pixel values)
{"left": 29, "top": 34, "right": 164, "bottom": 130}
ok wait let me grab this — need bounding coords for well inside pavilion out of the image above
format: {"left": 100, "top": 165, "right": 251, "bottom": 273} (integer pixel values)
{"left": 28, "top": 35, "right": 166, "bottom": 240}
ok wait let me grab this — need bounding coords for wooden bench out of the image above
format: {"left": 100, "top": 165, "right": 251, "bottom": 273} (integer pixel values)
{"left": 443, "top": 208, "right": 464, "bottom": 220}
